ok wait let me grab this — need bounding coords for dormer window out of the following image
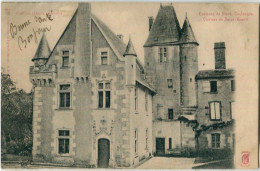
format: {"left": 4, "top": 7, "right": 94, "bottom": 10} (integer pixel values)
{"left": 101, "top": 51, "right": 108, "bottom": 65}
{"left": 159, "top": 47, "right": 167, "bottom": 63}
{"left": 62, "top": 50, "right": 69, "bottom": 67}
{"left": 97, "top": 48, "right": 109, "bottom": 65}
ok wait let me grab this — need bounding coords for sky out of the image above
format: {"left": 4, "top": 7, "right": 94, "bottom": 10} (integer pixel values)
{"left": 1, "top": 2, "right": 259, "bottom": 92}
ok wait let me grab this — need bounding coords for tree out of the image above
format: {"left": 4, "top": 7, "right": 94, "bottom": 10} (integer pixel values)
{"left": 1, "top": 72, "right": 33, "bottom": 156}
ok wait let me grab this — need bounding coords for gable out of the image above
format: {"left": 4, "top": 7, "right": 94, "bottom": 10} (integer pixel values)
{"left": 46, "top": 9, "right": 77, "bottom": 65}
{"left": 92, "top": 15, "right": 126, "bottom": 61}
{"left": 91, "top": 19, "right": 118, "bottom": 65}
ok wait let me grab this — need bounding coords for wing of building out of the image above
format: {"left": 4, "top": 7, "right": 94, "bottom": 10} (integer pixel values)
{"left": 29, "top": 3, "right": 235, "bottom": 168}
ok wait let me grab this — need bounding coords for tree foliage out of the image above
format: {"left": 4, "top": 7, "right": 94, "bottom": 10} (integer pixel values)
{"left": 1, "top": 72, "right": 33, "bottom": 156}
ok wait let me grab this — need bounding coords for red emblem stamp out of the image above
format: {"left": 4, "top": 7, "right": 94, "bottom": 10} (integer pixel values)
{"left": 241, "top": 151, "right": 250, "bottom": 167}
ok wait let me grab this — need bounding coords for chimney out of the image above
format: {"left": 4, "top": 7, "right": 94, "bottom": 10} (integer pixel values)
{"left": 74, "top": 3, "right": 91, "bottom": 77}
{"left": 214, "top": 42, "right": 226, "bottom": 69}
{"left": 148, "top": 16, "right": 154, "bottom": 31}
{"left": 117, "top": 34, "right": 124, "bottom": 41}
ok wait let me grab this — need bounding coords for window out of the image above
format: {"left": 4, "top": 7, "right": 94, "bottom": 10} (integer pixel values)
{"left": 145, "top": 128, "right": 148, "bottom": 151}
{"left": 211, "top": 133, "right": 220, "bottom": 148}
{"left": 202, "top": 81, "right": 217, "bottom": 93}
{"left": 168, "top": 109, "right": 174, "bottom": 119}
{"left": 58, "top": 130, "right": 70, "bottom": 154}
{"left": 62, "top": 50, "right": 69, "bottom": 67}
{"left": 59, "top": 84, "right": 71, "bottom": 108}
{"left": 167, "top": 79, "right": 173, "bottom": 88}
{"left": 135, "top": 129, "right": 138, "bottom": 154}
{"left": 135, "top": 88, "right": 138, "bottom": 112}
{"left": 210, "top": 81, "right": 217, "bottom": 93}
{"left": 101, "top": 51, "right": 108, "bottom": 65}
{"left": 158, "top": 47, "right": 167, "bottom": 63}
{"left": 230, "top": 102, "right": 235, "bottom": 119}
{"left": 169, "top": 138, "right": 172, "bottom": 149}
{"left": 209, "top": 102, "right": 221, "bottom": 120}
{"left": 98, "top": 82, "right": 111, "bottom": 108}
{"left": 231, "top": 80, "right": 235, "bottom": 91}
{"left": 145, "top": 92, "right": 148, "bottom": 112}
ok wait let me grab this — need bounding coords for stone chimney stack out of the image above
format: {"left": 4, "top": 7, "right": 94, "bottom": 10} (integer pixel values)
{"left": 148, "top": 16, "right": 154, "bottom": 31}
{"left": 214, "top": 42, "right": 226, "bottom": 69}
{"left": 74, "top": 3, "right": 92, "bottom": 77}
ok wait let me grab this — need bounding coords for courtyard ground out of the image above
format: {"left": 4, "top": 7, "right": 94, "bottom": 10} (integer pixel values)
{"left": 136, "top": 157, "right": 196, "bottom": 169}
{"left": 2, "top": 157, "right": 233, "bottom": 169}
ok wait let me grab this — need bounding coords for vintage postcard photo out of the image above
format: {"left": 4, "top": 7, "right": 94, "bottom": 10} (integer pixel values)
{"left": 1, "top": 2, "right": 259, "bottom": 169}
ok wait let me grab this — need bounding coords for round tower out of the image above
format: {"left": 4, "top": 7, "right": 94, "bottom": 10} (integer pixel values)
{"left": 123, "top": 36, "right": 137, "bottom": 86}
{"left": 179, "top": 15, "right": 199, "bottom": 107}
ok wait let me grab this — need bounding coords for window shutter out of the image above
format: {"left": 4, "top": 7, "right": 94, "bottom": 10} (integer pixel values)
{"left": 220, "top": 134, "right": 225, "bottom": 148}
{"left": 206, "top": 134, "right": 211, "bottom": 148}
{"left": 231, "top": 102, "right": 235, "bottom": 119}
{"left": 203, "top": 81, "right": 210, "bottom": 92}
{"left": 210, "top": 102, "right": 215, "bottom": 119}
{"left": 215, "top": 102, "right": 220, "bottom": 119}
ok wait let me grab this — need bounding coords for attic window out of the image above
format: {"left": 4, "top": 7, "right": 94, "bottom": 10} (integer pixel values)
{"left": 101, "top": 51, "right": 108, "bottom": 65}
{"left": 62, "top": 50, "right": 69, "bottom": 67}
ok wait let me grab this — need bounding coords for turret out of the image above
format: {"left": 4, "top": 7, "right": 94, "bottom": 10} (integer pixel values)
{"left": 32, "top": 32, "right": 51, "bottom": 70}
{"left": 179, "top": 14, "right": 199, "bottom": 106}
{"left": 124, "top": 37, "right": 137, "bottom": 86}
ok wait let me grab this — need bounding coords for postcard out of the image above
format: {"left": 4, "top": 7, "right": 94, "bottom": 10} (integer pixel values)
{"left": 1, "top": 2, "right": 259, "bottom": 169}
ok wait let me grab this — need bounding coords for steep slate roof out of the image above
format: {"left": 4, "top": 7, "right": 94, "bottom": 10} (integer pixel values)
{"left": 45, "top": 10, "right": 126, "bottom": 63}
{"left": 180, "top": 16, "right": 198, "bottom": 45}
{"left": 196, "top": 69, "right": 234, "bottom": 80}
{"left": 144, "top": 5, "right": 181, "bottom": 47}
{"left": 33, "top": 32, "right": 51, "bottom": 61}
{"left": 123, "top": 37, "right": 137, "bottom": 56}
{"left": 92, "top": 14, "right": 126, "bottom": 58}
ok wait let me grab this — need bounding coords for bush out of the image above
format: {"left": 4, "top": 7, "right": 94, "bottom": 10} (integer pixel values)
{"left": 6, "top": 140, "right": 20, "bottom": 154}
{"left": 19, "top": 151, "right": 31, "bottom": 156}
{"left": 198, "top": 148, "right": 234, "bottom": 160}
{"left": 181, "top": 147, "right": 197, "bottom": 158}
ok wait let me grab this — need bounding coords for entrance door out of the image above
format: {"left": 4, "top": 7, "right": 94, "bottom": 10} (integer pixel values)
{"left": 98, "top": 139, "right": 110, "bottom": 168}
{"left": 156, "top": 138, "right": 165, "bottom": 156}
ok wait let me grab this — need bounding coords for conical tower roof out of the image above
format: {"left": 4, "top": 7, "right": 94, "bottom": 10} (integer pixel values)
{"left": 180, "top": 15, "right": 198, "bottom": 44}
{"left": 32, "top": 32, "right": 51, "bottom": 61}
{"left": 123, "top": 36, "right": 137, "bottom": 57}
{"left": 144, "top": 5, "right": 181, "bottom": 47}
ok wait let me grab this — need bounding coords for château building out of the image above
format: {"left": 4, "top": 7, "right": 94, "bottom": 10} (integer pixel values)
{"left": 29, "top": 3, "right": 235, "bottom": 168}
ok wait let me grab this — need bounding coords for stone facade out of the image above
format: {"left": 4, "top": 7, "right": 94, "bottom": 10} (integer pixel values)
{"left": 29, "top": 3, "right": 154, "bottom": 168}
{"left": 195, "top": 42, "right": 235, "bottom": 158}
{"left": 29, "top": 3, "right": 235, "bottom": 167}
